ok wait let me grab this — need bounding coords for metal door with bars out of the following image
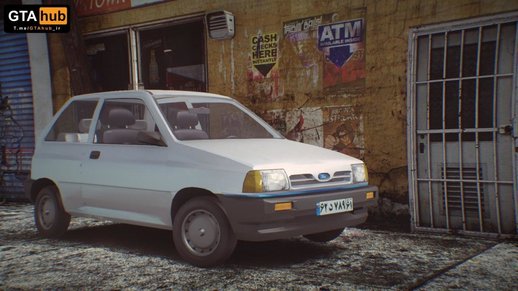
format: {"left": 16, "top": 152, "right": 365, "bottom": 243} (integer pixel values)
{"left": 407, "top": 13, "right": 518, "bottom": 237}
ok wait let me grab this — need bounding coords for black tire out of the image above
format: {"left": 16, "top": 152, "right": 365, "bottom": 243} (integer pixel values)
{"left": 304, "top": 228, "right": 344, "bottom": 243}
{"left": 34, "top": 185, "right": 71, "bottom": 238}
{"left": 173, "top": 196, "right": 236, "bottom": 267}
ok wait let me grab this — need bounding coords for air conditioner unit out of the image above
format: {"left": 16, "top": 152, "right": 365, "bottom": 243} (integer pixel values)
{"left": 206, "top": 10, "right": 235, "bottom": 40}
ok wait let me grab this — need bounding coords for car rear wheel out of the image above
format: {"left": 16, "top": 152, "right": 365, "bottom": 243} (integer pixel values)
{"left": 34, "top": 185, "right": 71, "bottom": 238}
{"left": 303, "top": 228, "right": 344, "bottom": 243}
{"left": 173, "top": 196, "right": 236, "bottom": 267}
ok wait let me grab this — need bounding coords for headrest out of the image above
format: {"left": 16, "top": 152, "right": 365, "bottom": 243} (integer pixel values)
{"left": 78, "top": 119, "right": 92, "bottom": 133}
{"left": 129, "top": 120, "right": 147, "bottom": 130}
{"left": 167, "top": 110, "right": 179, "bottom": 126}
{"left": 176, "top": 111, "right": 199, "bottom": 129}
{"left": 108, "top": 108, "right": 136, "bottom": 128}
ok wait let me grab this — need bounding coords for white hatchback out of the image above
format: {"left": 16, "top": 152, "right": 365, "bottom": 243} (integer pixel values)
{"left": 26, "top": 90, "right": 378, "bottom": 266}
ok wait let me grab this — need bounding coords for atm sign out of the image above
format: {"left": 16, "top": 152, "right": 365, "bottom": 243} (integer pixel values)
{"left": 4, "top": 5, "right": 70, "bottom": 33}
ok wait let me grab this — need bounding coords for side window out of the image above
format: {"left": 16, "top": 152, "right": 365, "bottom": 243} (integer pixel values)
{"left": 96, "top": 99, "right": 164, "bottom": 146}
{"left": 45, "top": 100, "right": 98, "bottom": 142}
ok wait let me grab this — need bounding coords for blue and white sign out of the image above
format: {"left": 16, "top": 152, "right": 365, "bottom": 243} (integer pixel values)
{"left": 318, "top": 18, "right": 364, "bottom": 68}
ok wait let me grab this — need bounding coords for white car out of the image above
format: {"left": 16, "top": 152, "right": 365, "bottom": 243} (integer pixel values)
{"left": 26, "top": 90, "right": 378, "bottom": 266}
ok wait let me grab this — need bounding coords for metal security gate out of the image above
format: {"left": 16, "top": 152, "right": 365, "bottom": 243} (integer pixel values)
{"left": 0, "top": 20, "right": 35, "bottom": 199}
{"left": 407, "top": 13, "right": 518, "bottom": 237}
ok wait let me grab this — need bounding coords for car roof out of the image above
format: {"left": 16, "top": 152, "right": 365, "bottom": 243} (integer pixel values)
{"left": 147, "top": 90, "right": 232, "bottom": 101}
{"left": 69, "top": 90, "right": 233, "bottom": 101}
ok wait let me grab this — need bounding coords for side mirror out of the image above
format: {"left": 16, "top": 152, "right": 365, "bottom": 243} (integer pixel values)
{"left": 137, "top": 131, "right": 166, "bottom": 146}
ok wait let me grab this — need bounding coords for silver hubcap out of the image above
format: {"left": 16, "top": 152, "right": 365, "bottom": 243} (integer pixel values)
{"left": 38, "top": 195, "right": 56, "bottom": 230}
{"left": 182, "top": 209, "right": 220, "bottom": 256}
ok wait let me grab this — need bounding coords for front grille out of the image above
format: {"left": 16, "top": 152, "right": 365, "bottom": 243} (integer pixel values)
{"left": 290, "top": 171, "right": 351, "bottom": 188}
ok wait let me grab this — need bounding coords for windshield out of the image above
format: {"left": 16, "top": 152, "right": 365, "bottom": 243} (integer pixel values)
{"left": 160, "top": 101, "right": 280, "bottom": 140}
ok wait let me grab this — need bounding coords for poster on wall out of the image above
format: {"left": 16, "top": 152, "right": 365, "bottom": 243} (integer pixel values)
{"left": 248, "top": 32, "right": 280, "bottom": 102}
{"left": 283, "top": 15, "right": 332, "bottom": 68}
{"left": 323, "top": 106, "right": 364, "bottom": 159}
{"left": 262, "top": 107, "right": 323, "bottom": 147}
{"left": 318, "top": 18, "right": 365, "bottom": 90}
{"left": 282, "top": 14, "right": 335, "bottom": 91}
{"left": 250, "top": 32, "right": 278, "bottom": 77}
{"left": 261, "top": 109, "right": 287, "bottom": 135}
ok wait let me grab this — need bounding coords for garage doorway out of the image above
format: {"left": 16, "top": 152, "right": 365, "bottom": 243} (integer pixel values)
{"left": 85, "top": 17, "right": 206, "bottom": 92}
{"left": 86, "top": 32, "right": 130, "bottom": 92}
{"left": 138, "top": 20, "right": 206, "bottom": 91}
{"left": 407, "top": 13, "right": 518, "bottom": 236}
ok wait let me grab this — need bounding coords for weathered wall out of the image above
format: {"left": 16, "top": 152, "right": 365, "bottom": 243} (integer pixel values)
{"left": 47, "top": 33, "right": 71, "bottom": 113}
{"left": 66, "top": 0, "right": 518, "bottom": 202}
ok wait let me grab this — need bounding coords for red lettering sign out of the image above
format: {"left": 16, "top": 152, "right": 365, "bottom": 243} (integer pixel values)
{"left": 75, "top": 0, "right": 130, "bottom": 17}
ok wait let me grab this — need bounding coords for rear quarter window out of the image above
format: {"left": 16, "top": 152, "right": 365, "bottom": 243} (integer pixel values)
{"left": 45, "top": 100, "right": 98, "bottom": 143}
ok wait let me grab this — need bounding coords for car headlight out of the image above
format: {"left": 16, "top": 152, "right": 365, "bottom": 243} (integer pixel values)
{"left": 351, "top": 163, "right": 368, "bottom": 183}
{"left": 243, "top": 169, "right": 289, "bottom": 193}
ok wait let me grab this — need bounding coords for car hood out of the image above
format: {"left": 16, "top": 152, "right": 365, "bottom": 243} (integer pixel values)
{"left": 182, "top": 138, "right": 363, "bottom": 175}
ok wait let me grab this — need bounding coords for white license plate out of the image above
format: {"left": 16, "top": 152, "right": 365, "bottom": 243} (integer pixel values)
{"left": 316, "top": 198, "right": 353, "bottom": 216}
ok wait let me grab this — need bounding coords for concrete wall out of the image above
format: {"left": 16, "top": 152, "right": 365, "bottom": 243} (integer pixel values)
{"left": 23, "top": 0, "right": 54, "bottom": 141}
{"left": 63, "top": 0, "right": 518, "bottom": 202}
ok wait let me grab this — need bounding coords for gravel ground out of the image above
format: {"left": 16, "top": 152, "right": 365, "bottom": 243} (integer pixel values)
{"left": 1, "top": 202, "right": 517, "bottom": 290}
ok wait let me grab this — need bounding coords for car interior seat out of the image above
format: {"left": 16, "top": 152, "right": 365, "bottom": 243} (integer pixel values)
{"left": 102, "top": 108, "right": 140, "bottom": 144}
{"left": 173, "top": 111, "right": 209, "bottom": 140}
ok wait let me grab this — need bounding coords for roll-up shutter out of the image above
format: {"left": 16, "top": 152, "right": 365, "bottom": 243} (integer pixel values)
{"left": 0, "top": 20, "right": 35, "bottom": 199}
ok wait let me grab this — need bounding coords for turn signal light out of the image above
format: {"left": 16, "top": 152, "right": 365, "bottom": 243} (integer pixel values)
{"left": 366, "top": 192, "right": 375, "bottom": 200}
{"left": 274, "top": 202, "right": 292, "bottom": 211}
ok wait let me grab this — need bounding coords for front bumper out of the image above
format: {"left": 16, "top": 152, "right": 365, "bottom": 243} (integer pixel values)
{"left": 218, "top": 184, "right": 378, "bottom": 241}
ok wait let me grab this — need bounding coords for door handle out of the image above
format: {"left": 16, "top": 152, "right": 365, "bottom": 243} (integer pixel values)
{"left": 498, "top": 124, "right": 513, "bottom": 135}
{"left": 89, "top": 151, "right": 101, "bottom": 159}
{"left": 419, "top": 143, "right": 425, "bottom": 154}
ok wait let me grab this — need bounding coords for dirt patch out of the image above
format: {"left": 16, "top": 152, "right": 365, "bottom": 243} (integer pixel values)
{"left": 0, "top": 202, "right": 506, "bottom": 290}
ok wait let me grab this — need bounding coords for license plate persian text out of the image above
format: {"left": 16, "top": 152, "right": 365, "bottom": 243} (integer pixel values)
{"left": 316, "top": 197, "right": 353, "bottom": 216}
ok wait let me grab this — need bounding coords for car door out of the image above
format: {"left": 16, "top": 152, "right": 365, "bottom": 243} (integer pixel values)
{"left": 32, "top": 98, "right": 99, "bottom": 212}
{"left": 78, "top": 96, "right": 174, "bottom": 229}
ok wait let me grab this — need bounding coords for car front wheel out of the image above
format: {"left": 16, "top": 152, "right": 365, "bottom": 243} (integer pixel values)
{"left": 173, "top": 196, "right": 236, "bottom": 267}
{"left": 34, "top": 185, "right": 71, "bottom": 238}
{"left": 303, "top": 228, "right": 344, "bottom": 243}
